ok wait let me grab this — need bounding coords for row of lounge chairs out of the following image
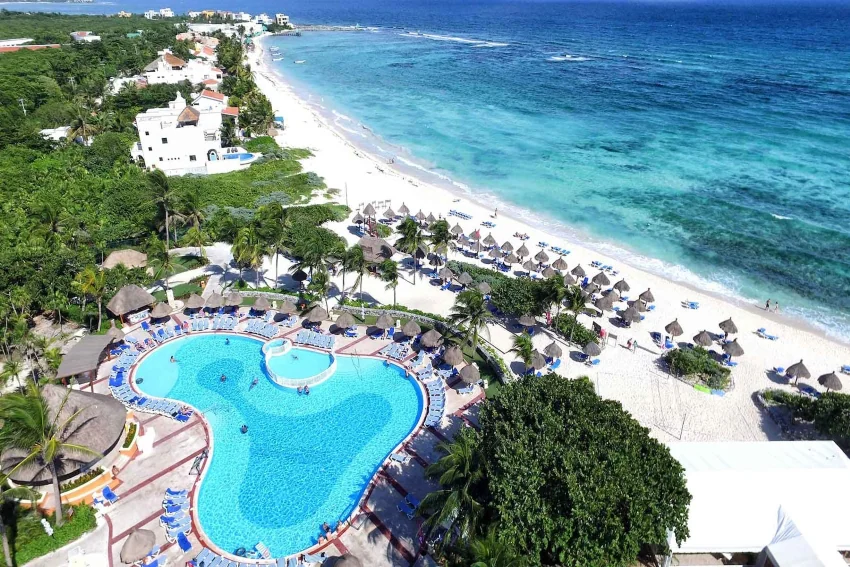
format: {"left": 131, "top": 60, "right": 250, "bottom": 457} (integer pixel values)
{"left": 423, "top": 376, "right": 446, "bottom": 427}
{"left": 294, "top": 330, "right": 335, "bottom": 350}
{"left": 142, "top": 321, "right": 183, "bottom": 343}
{"left": 449, "top": 209, "right": 472, "bottom": 220}
{"left": 757, "top": 327, "right": 779, "bottom": 341}
{"left": 193, "top": 549, "right": 326, "bottom": 567}
{"left": 590, "top": 260, "right": 618, "bottom": 275}
{"left": 380, "top": 342, "right": 410, "bottom": 361}
{"left": 160, "top": 489, "right": 194, "bottom": 547}
{"left": 109, "top": 367, "right": 192, "bottom": 422}
{"left": 245, "top": 319, "right": 280, "bottom": 338}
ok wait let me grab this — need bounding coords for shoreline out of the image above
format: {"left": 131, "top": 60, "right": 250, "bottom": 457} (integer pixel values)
{"left": 252, "top": 35, "right": 844, "bottom": 346}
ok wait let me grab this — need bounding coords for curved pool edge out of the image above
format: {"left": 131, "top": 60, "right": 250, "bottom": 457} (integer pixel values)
{"left": 263, "top": 339, "right": 339, "bottom": 389}
{"left": 127, "top": 331, "right": 431, "bottom": 562}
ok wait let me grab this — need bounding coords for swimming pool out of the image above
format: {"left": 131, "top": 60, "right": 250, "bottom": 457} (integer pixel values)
{"left": 134, "top": 334, "right": 423, "bottom": 557}
{"left": 266, "top": 347, "right": 333, "bottom": 380}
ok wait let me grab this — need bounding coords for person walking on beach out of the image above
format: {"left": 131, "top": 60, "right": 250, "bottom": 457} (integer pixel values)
{"left": 765, "top": 299, "right": 771, "bottom": 311}
{"left": 773, "top": 302, "right": 780, "bottom": 313}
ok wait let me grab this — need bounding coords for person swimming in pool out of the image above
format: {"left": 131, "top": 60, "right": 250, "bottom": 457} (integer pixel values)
{"left": 225, "top": 337, "right": 230, "bottom": 345}
{"left": 240, "top": 424, "right": 248, "bottom": 434}
{"left": 304, "top": 385, "right": 310, "bottom": 395}
{"left": 220, "top": 374, "right": 227, "bottom": 382}
{"left": 170, "top": 356, "right": 176, "bottom": 363}
{"left": 250, "top": 377, "right": 259, "bottom": 390}
{"left": 297, "top": 386, "right": 303, "bottom": 394}
{"left": 292, "top": 354, "right": 299, "bottom": 361}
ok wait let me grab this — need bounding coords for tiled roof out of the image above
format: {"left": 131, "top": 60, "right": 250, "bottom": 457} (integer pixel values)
{"left": 163, "top": 53, "right": 186, "bottom": 67}
{"left": 221, "top": 106, "right": 239, "bottom": 117}
{"left": 198, "top": 89, "right": 225, "bottom": 101}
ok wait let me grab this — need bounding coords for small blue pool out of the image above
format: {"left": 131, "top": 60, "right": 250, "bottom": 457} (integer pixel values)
{"left": 134, "top": 335, "right": 423, "bottom": 556}
{"left": 266, "top": 347, "right": 332, "bottom": 380}
{"left": 223, "top": 152, "right": 255, "bottom": 161}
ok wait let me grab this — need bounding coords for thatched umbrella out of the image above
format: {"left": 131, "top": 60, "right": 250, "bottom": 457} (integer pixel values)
{"left": 469, "top": 229, "right": 481, "bottom": 242}
{"left": 205, "top": 293, "right": 223, "bottom": 309}
{"left": 693, "top": 330, "right": 713, "bottom": 347}
{"left": 457, "top": 272, "right": 473, "bottom": 286}
{"left": 552, "top": 256, "right": 568, "bottom": 271}
{"left": 542, "top": 266, "right": 557, "bottom": 279}
{"left": 531, "top": 350, "right": 547, "bottom": 370}
{"left": 107, "top": 285, "right": 156, "bottom": 317}
{"left": 639, "top": 288, "right": 655, "bottom": 303}
{"left": 352, "top": 212, "right": 364, "bottom": 224}
{"left": 443, "top": 345, "right": 465, "bottom": 367}
{"left": 279, "top": 300, "right": 297, "bottom": 314}
{"left": 591, "top": 271, "right": 610, "bottom": 287}
{"left": 415, "top": 210, "right": 426, "bottom": 221}
{"left": 501, "top": 241, "right": 514, "bottom": 253}
{"left": 665, "top": 319, "right": 684, "bottom": 337}
{"left": 518, "top": 314, "right": 536, "bottom": 327}
{"left": 544, "top": 341, "right": 563, "bottom": 359}
{"left": 719, "top": 318, "right": 738, "bottom": 335}
{"left": 375, "top": 313, "right": 393, "bottom": 330}
{"left": 225, "top": 292, "right": 242, "bottom": 307}
{"left": 786, "top": 359, "right": 810, "bottom": 384}
{"left": 722, "top": 339, "right": 744, "bottom": 358}
{"left": 818, "top": 372, "right": 842, "bottom": 393}
{"left": 306, "top": 305, "right": 329, "bottom": 323}
{"left": 487, "top": 248, "right": 502, "bottom": 259}
{"left": 504, "top": 253, "right": 519, "bottom": 265}
{"left": 398, "top": 203, "right": 410, "bottom": 215}
{"left": 483, "top": 233, "right": 497, "bottom": 247}
{"left": 438, "top": 266, "right": 454, "bottom": 281}
{"left": 571, "top": 264, "right": 586, "bottom": 278}
{"left": 362, "top": 203, "right": 376, "bottom": 217}
{"left": 185, "top": 293, "right": 205, "bottom": 310}
{"left": 253, "top": 296, "right": 271, "bottom": 311}
{"left": 613, "top": 279, "right": 630, "bottom": 294}
{"left": 477, "top": 282, "right": 492, "bottom": 295}
{"left": 534, "top": 249, "right": 550, "bottom": 264}
{"left": 522, "top": 259, "right": 536, "bottom": 273}
{"left": 402, "top": 320, "right": 421, "bottom": 337}
{"left": 383, "top": 207, "right": 396, "bottom": 219}
{"left": 102, "top": 249, "right": 148, "bottom": 270}
{"left": 563, "top": 273, "right": 576, "bottom": 286}
{"left": 105, "top": 320, "right": 124, "bottom": 343}
{"left": 329, "top": 554, "right": 364, "bottom": 567}
{"left": 292, "top": 269, "right": 308, "bottom": 283}
{"left": 120, "top": 529, "right": 156, "bottom": 564}
{"left": 594, "top": 294, "right": 615, "bottom": 312}
{"left": 584, "top": 283, "right": 600, "bottom": 296}
{"left": 459, "top": 364, "right": 480, "bottom": 384}
{"left": 420, "top": 329, "right": 442, "bottom": 348}
{"left": 630, "top": 299, "right": 648, "bottom": 312}
{"left": 335, "top": 312, "right": 356, "bottom": 329}
{"left": 358, "top": 236, "right": 395, "bottom": 264}
{"left": 618, "top": 305, "right": 641, "bottom": 324}
{"left": 516, "top": 243, "right": 530, "bottom": 258}
{"left": 450, "top": 223, "right": 464, "bottom": 235}
{"left": 150, "top": 302, "right": 172, "bottom": 319}
{"left": 426, "top": 212, "right": 437, "bottom": 224}
{"left": 583, "top": 342, "right": 602, "bottom": 356}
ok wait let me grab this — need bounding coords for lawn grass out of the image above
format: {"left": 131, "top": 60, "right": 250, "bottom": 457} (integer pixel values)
{"left": 152, "top": 282, "right": 203, "bottom": 302}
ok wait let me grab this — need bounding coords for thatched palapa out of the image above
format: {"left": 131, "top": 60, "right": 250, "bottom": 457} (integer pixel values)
{"left": 185, "top": 294, "right": 205, "bottom": 309}
{"left": 101, "top": 249, "right": 147, "bottom": 270}
{"left": 120, "top": 529, "right": 156, "bottom": 564}
{"left": 401, "top": 320, "right": 421, "bottom": 337}
{"left": 253, "top": 296, "right": 271, "bottom": 311}
{"left": 459, "top": 364, "right": 480, "bottom": 384}
{"left": 443, "top": 346, "right": 465, "bottom": 367}
{"left": 420, "top": 329, "right": 442, "bottom": 348}
{"left": 56, "top": 334, "right": 116, "bottom": 381}
{"left": 150, "top": 302, "right": 172, "bottom": 319}
{"left": 107, "top": 285, "right": 155, "bottom": 317}
{"left": 358, "top": 236, "right": 395, "bottom": 264}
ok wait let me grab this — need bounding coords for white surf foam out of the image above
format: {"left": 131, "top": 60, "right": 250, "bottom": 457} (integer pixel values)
{"left": 548, "top": 54, "right": 591, "bottom": 62}
{"left": 399, "top": 32, "right": 507, "bottom": 48}
{"left": 771, "top": 213, "right": 793, "bottom": 220}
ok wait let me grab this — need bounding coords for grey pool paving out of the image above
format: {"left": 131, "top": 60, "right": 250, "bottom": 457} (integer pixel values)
{"left": 134, "top": 334, "right": 423, "bottom": 556}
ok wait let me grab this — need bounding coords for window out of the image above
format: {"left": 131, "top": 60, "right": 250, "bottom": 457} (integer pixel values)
{"left": 147, "top": 147, "right": 152, "bottom": 151}
{"left": 161, "top": 138, "right": 168, "bottom": 144}
{"left": 158, "top": 157, "right": 163, "bottom": 162}
{"left": 189, "top": 155, "right": 197, "bottom": 162}
{"left": 144, "top": 131, "right": 149, "bottom": 136}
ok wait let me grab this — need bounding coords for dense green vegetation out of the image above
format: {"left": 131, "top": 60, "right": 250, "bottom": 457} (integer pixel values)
{"left": 420, "top": 375, "right": 691, "bottom": 566}
{"left": 0, "top": 504, "right": 97, "bottom": 567}
{"left": 762, "top": 389, "right": 850, "bottom": 445}
{"left": 663, "top": 346, "right": 731, "bottom": 390}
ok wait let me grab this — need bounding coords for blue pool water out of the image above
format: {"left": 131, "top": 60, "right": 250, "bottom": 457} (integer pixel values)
{"left": 134, "top": 334, "right": 423, "bottom": 556}
{"left": 266, "top": 347, "right": 333, "bottom": 380}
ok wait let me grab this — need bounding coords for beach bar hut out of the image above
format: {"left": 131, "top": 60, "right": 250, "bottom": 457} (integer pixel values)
{"left": 106, "top": 284, "right": 156, "bottom": 323}
{"left": 56, "top": 334, "right": 116, "bottom": 388}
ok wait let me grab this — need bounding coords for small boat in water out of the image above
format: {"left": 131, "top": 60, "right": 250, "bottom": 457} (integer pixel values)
{"left": 295, "top": 60, "right": 306, "bottom": 64}
{"left": 272, "top": 57, "right": 283, "bottom": 61}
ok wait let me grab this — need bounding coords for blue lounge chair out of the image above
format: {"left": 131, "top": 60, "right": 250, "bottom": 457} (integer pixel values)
{"left": 550, "top": 359, "right": 561, "bottom": 370}
{"left": 457, "top": 384, "right": 474, "bottom": 395}
{"left": 166, "top": 487, "right": 187, "bottom": 498}
{"left": 145, "top": 556, "right": 166, "bottom": 567}
{"left": 102, "top": 486, "right": 119, "bottom": 504}
{"left": 194, "top": 549, "right": 214, "bottom": 565}
{"left": 397, "top": 499, "right": 416, "bottom": 519}
{"left": 406, "top": 494, "right": 421, "bottom": 509}
{"left": 842, "top": 365, "right": 850, "bottom": 375}
{"left": 164, "top": 503, "right": 186, "bottom": 514}
{"left": 390, "top": 452, "right": 410, "bottom": 464}
{"left": 176, "top": 531, "right": 192, "bottom": 552}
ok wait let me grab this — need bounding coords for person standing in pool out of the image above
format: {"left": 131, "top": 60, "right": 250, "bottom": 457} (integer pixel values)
{"left": 225, "top": 337, "right": 230, "bottom": 345}
{"left": 304, "top": 385, "right": 310, "bottom": 395}
{"left": 240, "top": 424, "right": 248, "bottom": 434}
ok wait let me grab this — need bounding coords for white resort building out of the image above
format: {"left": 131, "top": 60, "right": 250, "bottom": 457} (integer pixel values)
{"left": 275, "top": 13, "right": 290, "bottom": 27}
{"left": 143, "top": 51, "right": 222, "bottom": 85}
{"left": 131, "top": 92, "right": 256, "bottom": 176}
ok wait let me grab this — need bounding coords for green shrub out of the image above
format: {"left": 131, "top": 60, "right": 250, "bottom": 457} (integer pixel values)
{"left": 551, "top": 314, "right": 598, "bottom": 347}
{"left": 490, "top": 277, "right": 546, "bottom": 318}
{"left": 446, "top": 260, "right": 508, "bottom": 289}
{"left": 663, "top": 347, "right": 731, "bottom": 390}
{"left": 374, "top": 223, "right": 392, "bottom": 238}
{"left": 6, "top": 504, "right": 97, "bottom": 567}
{"left": 122, "top": 422, "right": 137, "bottom": 449}
{"left": 813, "top": 392, "right": 850, "bottom": 441}
{"left": 60, "top": 468, "right": 104, "bottom": 493}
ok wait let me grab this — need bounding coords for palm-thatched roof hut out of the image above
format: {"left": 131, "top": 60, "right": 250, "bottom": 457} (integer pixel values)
{"left": 56, "top": 334, "right": 116, "bottom": 384}
{"left": 185, "top": 294, "right": 205, "bottom": 309}
{"left": 150, "top": 302, "right": 172, "bottom": 319}
{"left": 3, "top": 385, "right": 127, "bottom": 484}
{"left": 352, "top": 212, "right": 364, "bottom": 225}
{"left": 542, "top": 266, "right": 557, "bottom": 279}
{"left": 693, "top": 330, "right": 713, "bottom": 347}
{"left": 665, "top": 319, "right": 684, "bottom": 337}
{"left": 420, "top": 329, "right": 442, "bottom": 348}
{"left": 401, "top": 320, "right": 421, "bottom": 337}
{"left": 477, "top": 282, "right": 492, "bottom": 295}
{"left": 516, "top": 244, "right": 530, "bottom": 258}
{"left": 722, "top": 339, "right": 744, "bottom": 357}
{"left": 639, "top": 288, "right": 655, "bottom": 303}
{"left": 500, "top": 241, "right": 514, "bottom": 252}
{"left": 205, "top": 292, "right": 223, "bottom": 309}
{"left": 398, "top": 203, "right": 410, "bottom": 215}
{"left": 591, "top": 271, "right": 610, "bottom": 286}
{"left": 583, "top": 342, "right": 602, "bottom": 356}
{"left": 613, "top": 279, "right": 630, "bottom": 293}
{"left": 534, "top": 250, "right": 550, "bottom": 263}
{"left": 362, "top": 203, "right": 376, "bottom": 217}
{"left": 593, "top": 294, "right": 615, "bottom": 312}
{"left": 786, "top": 360, "right": 810, "bottom": 384}
{"left": 358, "top": 236, "right": 395, "bottom": 264}
{"left": 531, "top": 350, "right": 547, "bottom": 370}
{"left": 120, "top": 529, "right": 156, "bottom": 564}
{"left": 818, "top": 372, "right": 842, "bottom": 393}
{"left": 562, "top": 273, "right": 576, "bottom": 286}
{"left": 443, "top": 345, "right": 465, "bottom": 367}
{"left": 375, "top": 313, "right": 393, "bottom": 330}
{"left": 719, "top": 318, "right": 738, "bottom": 335}
{"left": 450, "top": 223, "right": 464, "bottom": 235}
{"left": 335, "top": 312, "right": 356, "bottom": 330}
{"left": 552, "top": 257, "right": 568, "bottom": 271}
{"left": 306, "top": 305, "right": 329, "bottom": 323}
{"left": 101, "top": 249, "right": 147, "bottom": 270}
{"left": 438, "top": 267, "right": 454, "bottom": 281}
{"left": 518, "top": 314, "right": 536, "bottom": 327}
{"left": 571, "top": 264, "right": 586, "bottom": 278}
{"left": 544, "top": 341, "right": 563, "bottom": 359}
{"left": 105, "top": 320, "right": 124, "bottom": 343}
{"left": 618, "top": 305, "right": 641, "bottom": 324}
{"left": 253, "top": 296, "right": 271, "bottom": 311}
{"left": 106, "top": 285, "right": 155, "bottom": 317}
{"left": 457, "top": 272, "right": 473, "bottom": 286}
{"left": 225, "top": 292, "right": 242, "bottom": 307}
{"left": 279, "top": 300, "right": 297, "bottom": 314}
{"left": 459, "top": 364, "right": 480, "bottom": 384}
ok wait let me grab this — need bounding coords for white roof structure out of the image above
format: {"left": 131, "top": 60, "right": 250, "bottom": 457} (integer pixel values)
{"left": 668, "top": 441, "right": 850, "bottom": 555}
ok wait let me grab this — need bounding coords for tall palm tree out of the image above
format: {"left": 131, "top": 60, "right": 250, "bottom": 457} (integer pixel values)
{"left": 395, "top": 217, "right": 424, "bottom": 285}
{"left": 291, "top": 232, "right": 331, "bottom": 278}
{"left": 509, "top": 332, "right": 534, "bottom": 372}
{"left": 232, "top": 226, "right": 265, "bottom": 288}
{"left": 48, "top": 289, "right": 67, "bottom": 332}
{"left": 0, "top": 469, "right": 38, "bottom": 567}
{"left": 380, "top": 259, "right": 399, "bottom": 306}
{"left": 175, "top": 191, "right": 206, "bottom": 231}
{"left": 429, "top": 219, "right": 452, "bottom": 258}
{"left": 67, "top": 101, "right": 97, "bottom": 144}
{"left": 0, "top": 385, "right": 100, "bottom": 526}
{"left": 468, "top": 527, "right": 521, "bottom": 567}
{"left": 307, "top": 268, "right": 332, "bottom": 311}
{"left": 148, "top": 170, "right": 176, "bottom": 251}
{"left": 0, "top": 359, "right": 24, "bottom": 390}
{"left": 540, "top": 276, "right": 568, "bottom": 322}
{"left": 449, "top": 289, "right": 491, "bottom": 354}
{"left": 147, "top": 236, "right": 177, "bottom": 292}
{"left": 346, "top": 246, "right": 369, "bottom": 317}
{"left": 183, "top": 226, "right": 208, "bottom": 261}
{"left": 563, "top": 285, "right": 587, "bottom": 344}
{"left": 74, "top": 266, "right": 106, "bottom": 331}
{"left": 419, "top": 428, "right": 484, "bottom": 550}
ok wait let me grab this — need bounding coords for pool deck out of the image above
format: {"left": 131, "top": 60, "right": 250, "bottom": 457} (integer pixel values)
{"left": 39, "top": 314, "right": 484, "bottom": 567}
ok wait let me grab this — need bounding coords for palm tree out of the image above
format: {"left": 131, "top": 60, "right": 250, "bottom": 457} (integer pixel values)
{"left": 0, "top": 470, "right": 38, "bottom": 566}
{"left": 429, "top": 219, "right": 452, "bottom": 258}
{"left": 0, "top": 385, "right": 100, "bottom": 526}
{"left": 540, "top": 276, "right": 568, "bottom": 322}
{"left": 468, "top": 527, "right": 521, "bottom": 567}
{"left": 0, "top": 359, "right": 24, "bottom": 389}
{"left": 74, "top": 266, "right": 106, "bottom": 331}
{"left": 183, "top": 226, "right": 208, "bottom": 261}
{"left": 47, "top": 290, "right": 67, "bottom": 332}
{"left": 419, "top": 428, "right": 484, "bottom": 550}
{"left": 232, "top": 226, "right": 265, "bottom": 288}
{"left": 148, "top": 170, "right": 176, "bottom": 251}
{"left": 562, "top": 285, "right": 586, "bottom": 345}
{"left": 307, "top": 269, "right": 332, "bottom": 311}
{"left": 395, "top": 217, "right": 424, "bottom": 284}
{"left": 449, "top": 289, "right": 491, "bottom": 354}
{"left": 67, "top": 101, "right": 97, "bottom": 144}
{"left": 147, "top": 237, "right": 177, "bottom": 292}
{"left": 509, "top": 332, "right": 534, "bottom": 372}
{"left": 346, "top": 246, "right": 369, "bottom": 317}
{"left": 176, "top": 190, "right": 205, "bottom": 230}
{"left": 291, "top": 232, "right": 331, "bottom": 278}
{"left": 380, "top": 259, "right": 399, "bottom": 306}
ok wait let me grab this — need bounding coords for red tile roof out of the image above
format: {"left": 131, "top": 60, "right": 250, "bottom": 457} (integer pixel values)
{"left": 202, "top": 46, "right": 215, "bottom": 56}
{"left": 0, "top": 44, "right": 60, "bottom": 53}
{"left": 202, "top": 79, "right": 218, "bottom": 85}
{"left": 221, "top": 107, "right": 239, "bottom": 117}
{"left": 211, "top": 67, "right": 222, "bottom": 74}
{"left": 198, "top": 89, "right": 225, "bottom": 102}
{"left": 163, "top": 53, "right": 186, "bottom": 67}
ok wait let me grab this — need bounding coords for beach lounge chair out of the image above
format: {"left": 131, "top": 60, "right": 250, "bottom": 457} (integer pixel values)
{"left": 457, "top": 384, "right": 475, "bottom": 395}
{"left": 102, "top": 486, "right": 119, "bottom": 505}
{"left": 842, "top": 365, "right": 850, "bottom": 375}
{"left": 160, "top": 511, "right": 187, "bottom": 526}
{"left": 390, "top": 452, "right": 410, "bottom": 464}
{"left": 164, "top": 494, "right": 189, "bottom": 506}
{"left": 550, "top": 359, "right": 561, "bottom": 370}
{"left": 302, "top": 553, "right": 326, "bottom": 565}
{"left": 165, "top": 487, "right": 187, "bottom": 498}
{"left": 406, "top": 494, "right": 421, "bottom": 509}
{"left": 397, "top": 499, "right": 416, "bottom": 519}
{"left": 165, "top": 520, "right": 191, "bottom": 541}
{"left": 176, "top": 531, "right": 192, "bottom": 553}
{"left": 194, "top": 549, "right": 215, "bottom": 566}
{"left": 586, "top": 358, "right": 601, "bottom": 366}
{"left": 145, "top": 555, "right": 167, "bottom": 567}
{"left": 163, "top": 502, "right": 187, "bottom": 515}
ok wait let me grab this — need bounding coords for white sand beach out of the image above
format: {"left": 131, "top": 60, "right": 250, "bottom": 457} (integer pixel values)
{"left": 247, "top": 36, "right": 850, "bottom": 444}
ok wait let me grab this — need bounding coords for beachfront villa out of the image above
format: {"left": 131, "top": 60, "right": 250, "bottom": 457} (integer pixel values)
{"left": 144, "top": 8, "right": 174, "bottom": 19}
{"left": 131, "top": 92, "right": 255, "bottom": 176}
{"left": 143, "top": 51, "right": 222, "bottom": 85}
{"left": 275, "top": 13, "right": 290, "bottom": 27}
